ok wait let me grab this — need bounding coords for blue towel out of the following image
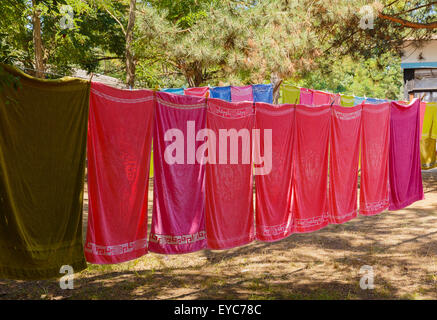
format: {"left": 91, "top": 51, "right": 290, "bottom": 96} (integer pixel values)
{"left": 366, "top": 97, "right": 387, "bottom": 104}
{"left": 354, "top": 96, "right": 366, "bottom": 106}
{"left": 210, "top": 86, "right": 231, "bottom": 101}
{"left": 161, "top": 88, "right": 184, "bottom": 95}
{"left": 252, "top": 84, "right": 273, "bottom": 103}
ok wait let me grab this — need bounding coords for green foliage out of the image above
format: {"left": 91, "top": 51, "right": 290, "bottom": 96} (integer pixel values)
{"left": 294, "top": 54, "right": 403, "bottom": 100}
{"left": 0, "top": 0, "right": 435, "bottom": 92}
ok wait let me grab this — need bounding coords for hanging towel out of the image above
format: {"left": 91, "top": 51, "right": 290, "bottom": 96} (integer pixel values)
{"left": 299, "top": 88, "right": 313, "bottom": 105}
{"left": 340, "top": 94, "right": 355, "bottom": 107}
{"left": 184, "top": 86, "right": 209, "bottom": 97}
{"left": 420, "top": 137, "right": 437, "bottom": 170}
{"left": 252, "top": 84, "right": 273, "bottom": 103}
{"left": 366, "top": 97, "right": 387, "bottom": 104}
{"left": 422, "top": 102, "right": 437, "bottom": 139}
{"left": 313, "top": 91, "right": 331, "bottom": 106}
{"left": 84, "top": 82, "right": 154, "bottom": 264}
{"left": 231, "top": 85, "right": 253, "bottom": 102}
{"left": 354, "top": 96, "right": 366, "bottom": 106}
{"left": 329, "top": 105, "right": 361, "bottom": 223}
{"left": 280, "top": 84, "right": 300, "bottom": 104}
{"left": 161, "top": 88, "right": 184, "bottom": 95}
{"left": 419, "top": 101, "right": 427, "bottom": 136}
{"left": 389, "top": 99, "right": 424, "bottom": 210}
{"left": 255, "top": 102, "right": 294, "bottom": 242}
{"left": 360, "top": 103, "right": 390, "bottom": 216}
{"left": 292, "top": 105, "right": 330, "bottom": 233}
{"left": 206, "top": 98, "right": 255, "bottom": 249}
{"left": 0, "top": 64, "right": 88, "bottom": 279}
{"left": 149, "top": 92, "right": 207, "bottom": 254}
{"left": 420, "top": 102, "right": 437, "bottom": 170}
{"left": 210, "top": 86, "right": 231, "bottom": 101}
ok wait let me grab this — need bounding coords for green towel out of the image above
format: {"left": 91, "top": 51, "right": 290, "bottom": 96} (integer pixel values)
{"left": 0, "top": 64, "right": 89, "bottom": 280}
{"left": 340, "top": 94, "right": 355, "bottom": 107}
{"left": 280, "top": 84, "right": 300, "bottom": 104}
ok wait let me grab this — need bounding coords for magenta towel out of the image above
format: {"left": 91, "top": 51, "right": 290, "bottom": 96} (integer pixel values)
{"left": 148, "top": 92, "right": 207, "bottom": 254}
{"left": 299, "top": 88, "right": 313, "bottom": 105}
{"left": 389, "top": 99, "right": 424, "bottom": 210}
{"left": 231, "top": 85, "right": 253, "bottom": 102}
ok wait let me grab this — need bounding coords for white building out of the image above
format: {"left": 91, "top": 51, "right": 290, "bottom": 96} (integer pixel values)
{"left": 401, "top": 37, "right": 437, "bottom": 102}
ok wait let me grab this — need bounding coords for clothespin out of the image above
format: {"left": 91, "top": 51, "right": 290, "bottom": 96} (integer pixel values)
{"left": 420, "top": 93, "right": 426, "bottom": 102}
{"left": 89, "top": 72, "right": 94, "bottom": 83}
{"left": 154, "top": 85, "right": 159, "bottom": 92}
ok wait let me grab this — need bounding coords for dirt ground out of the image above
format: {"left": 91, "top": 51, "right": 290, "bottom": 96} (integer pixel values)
{"left": 1, "top": 169, "right": 437, "bottom": 300}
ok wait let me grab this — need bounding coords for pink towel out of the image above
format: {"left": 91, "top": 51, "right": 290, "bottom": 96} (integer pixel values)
{"left": 255, "top": 102, "right": 295, "bottom": 242}
{"left": 206, "top": 98, "right": 255, "bottom": 249}
{"left": 420, "top": 101, "right": 426, "bottom": 135}
{"left": 85, "top": 82, "right": 154, "bottom": 264}
{"left": 313, "top": 91, "right": 331, "bottom": 106}
{"left": 299, "top": 88, "right": 313, "bottom": 105}
{"left": 360, "top": 103, "right": 390, "bottom": 216}
{"left": 292, "top": 105, "right": 330, "bottom": 233}
{"left": 329, "top": 105, "right": 361, "bottom": 223}
{"left": 231, "top": 85, "right": 253, "bottom": 102}
{"left": 148, "top": 92, "right": 207, "bottom": 254}
{"left": 184, "top": 86, "right": 209, "bottom": 97}
{"left": 389, "top": 99, "right": 424, "bottom": 210}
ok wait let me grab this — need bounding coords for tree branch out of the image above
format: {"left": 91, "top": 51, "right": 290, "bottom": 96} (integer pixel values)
{"left": 378, "top": 12, "right": 437, "bottom": 29}
{"left": 104, "top": 7, "right": 126, "bottom": 36}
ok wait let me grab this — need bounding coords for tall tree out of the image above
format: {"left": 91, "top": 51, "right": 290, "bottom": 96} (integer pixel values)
{"left": 125, "top": 0, "right": 136, "bottom": 88}
{"left": 31, "top": 0, "right": 45, "bottom": 78}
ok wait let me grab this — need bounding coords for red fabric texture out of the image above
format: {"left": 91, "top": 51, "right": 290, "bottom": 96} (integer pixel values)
{"left": 205, "top": 98, "right": 255, "bottom": 249}
{"left": 255, "top": 103, "right": 295, "bottom": 242}
{"left": 85, "top": 82, "right": 154, "bottom": 264}
{"left": 148, "top": 92, "right": 207, "bottom": 254}
{"left": 292, "top": 105, "right": 330, "bottom": 233}
{"left": 329, "top": 105, "right": 362, "bottom": 223}
{"left": 313, "top": 91, "right": 331, "bottom": 106}
{"left": 184, "top": 86, "right": 209, "bottom": 97}
{"left": 360, "top": 103, "right": 390, "bottom": 216}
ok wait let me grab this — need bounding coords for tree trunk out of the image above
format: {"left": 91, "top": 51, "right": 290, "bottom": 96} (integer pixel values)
{"left": 32, "top": 0, "right": 45, "bottom": 78}
{"left": 271, "top": 73, "right": 282, "bottom": 104}
{"left": 125, "top": 0, "right": 136, "bottom": 88}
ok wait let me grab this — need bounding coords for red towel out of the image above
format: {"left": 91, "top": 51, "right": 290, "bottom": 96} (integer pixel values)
{"left": 360, "top": 103, "right": 390, "bottom": 215}
{"left": 206, "top": 98, "right": 255, "bottom": 249}
{"left": 329, "top": 105, "right": 361, "bottom": 223}
{"left": 184, "top": 86, "right": 209, "bottom": 97}
{"left": 313, "top": 91, "right": 331, "bottom": 106}
{"left": 292, "top": 105, "right": 330, "bottom": 233}
{"left": 255, "top": 103, "right": 295, "bottom": 241}
{"left": 148, "top": 92, "right": 207, "bottom": 254}
{"left": 85, "top": 82, "right": 154, "bottom": 264}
